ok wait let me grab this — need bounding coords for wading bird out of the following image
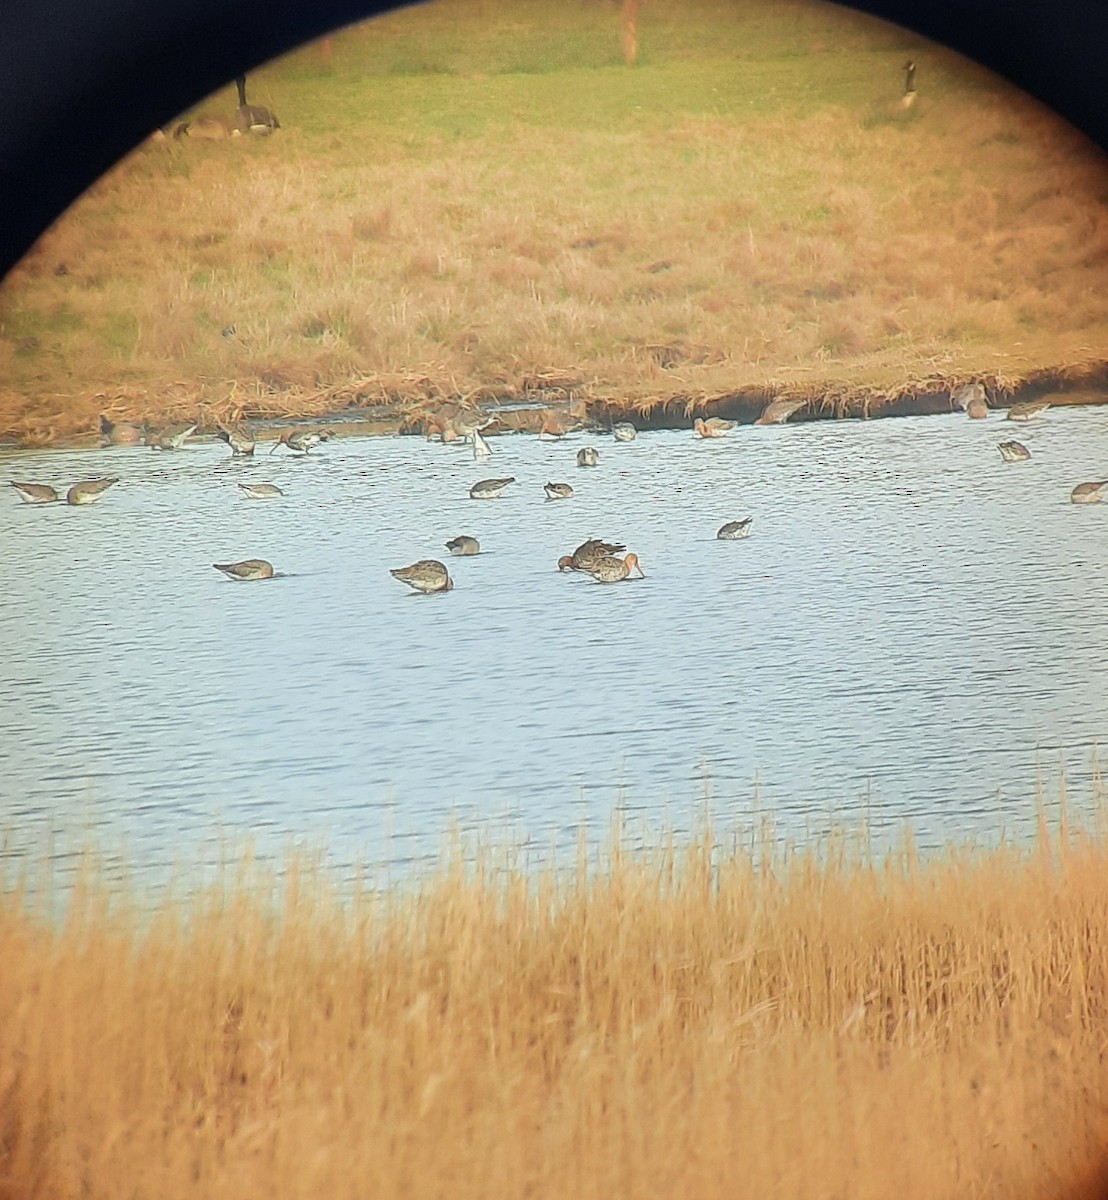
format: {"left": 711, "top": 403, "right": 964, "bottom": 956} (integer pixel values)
{"left": 390, "top": 559, "right": 453, "bottom": 594}
{"left": 213, "top": 559, "right": 274, "bottom": 580}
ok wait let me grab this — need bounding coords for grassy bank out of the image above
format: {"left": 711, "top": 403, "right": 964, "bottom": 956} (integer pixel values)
{"left": 2, "top": 0, "right": 1108, "bottom": 445}
{"left": 3, "top": 811, "right": 1108, "bottom": 1198}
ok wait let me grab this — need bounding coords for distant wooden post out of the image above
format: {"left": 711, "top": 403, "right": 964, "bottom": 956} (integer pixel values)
{"left": 621, "top": 0, "right": 641, "bottom": 64}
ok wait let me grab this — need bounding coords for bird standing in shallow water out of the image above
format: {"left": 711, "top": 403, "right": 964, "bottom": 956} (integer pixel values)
{"left": 1071, "top": 481, "right": 1108, "bottom": 504}
{"left": 584, "top": 552, "right": 645, "bottom": 583}
{"left": 577, "top": 447, "right": 599, "bottom": 467}
{"left": 213, "top": 559, "right": 274, "bottom": 580}
{"left": 544, "top": 482, "right": 574, "bottom": 500}
{"left": 67, "top": 479, "right": 118, "bottom": 505}
{"left": 558, "top": 539, "right": 626, "bottom": 572}
{"left": 238, "top": 482, "right": 284, "bottom": 499}
{"left": 10, "top": 481, "right": 59, "bottom": 503}
{"left": 613, "top": 422, "right": 637, "bottom": 442}
{"left": 390, "top": 559, "right": 453, "bottom": 593}
{"left": 755, "top": 398, "right": 807, "bottom": 426}
{"left": 469, "top": 477, "right": 515, "bottom": 499}
{"left": 271, "top": 430, "right": 323, "bottom": 455}
{"left": 694, "top": 417, "right": 734, "bottom": 438}
{"left": 1007, "top": 400, "right": 1051, "bottom": 422}
{"left": 148, "top": 423, "right": 197, "bottom": 450}
{"left": 472, "top": 429, "right": 493, "bottom": 459}
{"left": 446, "top": 536, "right": 480, "bottom": 556}
{"left": 998, "top": 441, "right": 1031, "bottom": 463}
{"left": 217, "top": 424, "right": 256, "bottom": 456}
{"left": 717, "top": 519, "right": 753, "bottom": 539}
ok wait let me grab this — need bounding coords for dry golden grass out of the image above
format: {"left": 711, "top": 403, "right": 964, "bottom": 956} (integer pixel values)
{"left": 3, "top": 802, "right": 1108, "bottom": 1199}
{"left": 2, "top": 1, "right": 1108, "bottom": 442}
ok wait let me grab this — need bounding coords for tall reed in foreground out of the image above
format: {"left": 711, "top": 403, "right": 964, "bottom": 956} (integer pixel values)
{"left": 2, "top": 815, "right": 1108, "bottom": 1199}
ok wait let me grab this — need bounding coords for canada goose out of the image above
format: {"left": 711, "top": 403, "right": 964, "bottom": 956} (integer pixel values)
{"left": 901, "top": 60, "right": 917, "bottom": 109}
{"left": 235, "top": 75, "right": 280, "bottom": 135}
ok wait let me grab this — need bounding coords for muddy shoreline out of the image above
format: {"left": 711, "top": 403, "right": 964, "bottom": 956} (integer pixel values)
{"left": 3, "top": 368, "right": 1107, "bottom": 452}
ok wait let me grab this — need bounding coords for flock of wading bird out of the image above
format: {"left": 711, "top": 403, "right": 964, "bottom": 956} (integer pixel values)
{"left": 7, "top": 385, "right": 1108, "bottom": 591}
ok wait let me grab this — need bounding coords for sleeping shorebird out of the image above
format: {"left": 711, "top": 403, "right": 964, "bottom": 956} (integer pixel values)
{"left": 10, "top": 481, "right": 59, "bottom": 504}
{"left": 998, "top": 441, "right": 1031, "bottom": 463}
{"left": 469, "top": 477, "right": 515, "bottom": 499}
{"left": 755, "top": 398, "right": 807, "bottom": 426}
{"left": 99, "top": 414, "right": 145, "bottom": 445}
{"left": 213, "top": 559, "right": 274, "bottom": 580}
{"left": 271, "top": 430, "right": 323, "bottom": 455}
{"left": 577, "top": 447, "right": 599, "bottom": 467}
{"left": 717, "top": 518, "right": 753, "bottom": 539}
{"left": 390, "top": 559, "right": 453, "bottom": 594}
{"left": 613, "top": 422, "right": 637, "bottom": 442}
{"left": 558, "top": 539, "right": 626, "bottom": 572}
{"left": 216, "top": 424, "right": 256, "bottom": 456}
{"left": 544, "top": 482, "right": 574, "bottom": 500}
{"left": 1071, "top": 481, "right": 1108, "bottom": 504}
{"left": 445, "top": 535, "right": 480, "bottom": 556}
{"left": 66, "top": 478, "right": 118, "bottom": 505}
{"left": 472, "top": 429, "right": 493, "bottom": 459}
{"left": 148, "top": 422, "right": 197, "bottom": 450}
{"left": 584, "top": 552, "right": 645, "bottom": 583}
{"left": 693, "top": 416, "right": 734, "bottom": 438}
{"left": 1007, "top": 400, "right": 1051, "bottom": 422}
{"left": 238, "top": 482, "right": 284, "bottom": 499}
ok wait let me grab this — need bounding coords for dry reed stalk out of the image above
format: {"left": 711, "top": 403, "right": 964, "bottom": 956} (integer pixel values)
{"left": 2, "top": 810, "right": 1108, "bottom": 1199}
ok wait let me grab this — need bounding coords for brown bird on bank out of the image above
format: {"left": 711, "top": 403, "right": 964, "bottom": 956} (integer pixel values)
{"left": 693, "top": 416, "right": 734, "bottom": 438}
{"left": 67, "top": 479, "right": 118, "bottom": 505}
{"left": 148, "top": 422, "right": 197, "bottom": 450}
{"left": 216, "top": 423, "right": 256, "bottom": 456}
{"left": 951, "top": 382, "right": 986, "bottom": 412}
{"left": 558, "top": 539, "right": 626, "bottom": 572}
{"left": 583, "top": 552, "right": 645, "bottom": 583}
{"left": 1071, "top": 481, "right": 1108, "bottom": 504}
{"left": 445, "top": 536, "right": 480, "bottom": 556}
{"left": 755, "top": 398, "right": 807, "bottom": 426}
{"left": 10, "top": 481, "right": 59, "bottom": 504}
{"left": 99, "top": 414, "right": 145, "bottom": 445}
{"left": 1007, "top": 400, "right": 1051, "bottom": 422}
{"left": 390, "top": 559, "right": 453, "bottom": 594}
{"left": 213, "top": 559, "right": 274, "bottom": 580}
{"left": 539, "top": 410, "right": 580, "bottom": 440}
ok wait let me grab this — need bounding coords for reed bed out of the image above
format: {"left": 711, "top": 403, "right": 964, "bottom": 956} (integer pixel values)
{"left": 3, "top": 0, "right": 1108, "bottom": 444}
{"left": 3, "top": 808, "right": 1108, "bottom": 1199}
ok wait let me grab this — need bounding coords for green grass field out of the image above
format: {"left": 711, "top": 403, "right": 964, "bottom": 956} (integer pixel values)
{"left": 2, "top": 0, "right": 1108, "bottom": 443}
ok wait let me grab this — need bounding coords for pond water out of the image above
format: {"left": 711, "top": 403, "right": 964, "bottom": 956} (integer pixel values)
{"left": 2, "top": 407, "right": 1107, "bottom": 887}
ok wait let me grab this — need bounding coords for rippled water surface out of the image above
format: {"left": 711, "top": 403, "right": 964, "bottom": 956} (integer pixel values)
{"left": 3, "top": 408, "right": 1108, "bottom": 883}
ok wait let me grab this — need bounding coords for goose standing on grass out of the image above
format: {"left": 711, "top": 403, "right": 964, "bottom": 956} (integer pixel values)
{"left": 10, "top": 481, "right": 59, "bottom": 504}
{"left": 577, "top": 446, "right": 599, "bottom": 467}
{"left": 998, "top": 441, "right": 1031, "bottom": 463}
{"left": 67, "top": 479, "right": 118, "bottom": 505}
{"left": 558, "top": 539, "right": 626, "bottom": 572}
{"left": 235, "top": 75, "right": 280, "bottom": 135}
{"left": 693, "top": 416, "right": 734, "bottom": 438}
{"left": 544, "top": 482, "right": 574, "bottom": 500}
{"left": 1007, "top": 400, "right": 1051, "bottom": 422}
{"left": 238, "top": 482, "right": 284, "bottom": 499}
{"left": 390, "top": 559, "right": 453, "bottom": 594}
{"left": 1071, "top": 481, "right": 1108, "bottom": 504}
{"left": 717, "top": 518, "right": 753, "bottom": 540}
{"left": 216, "top": 423, "right": 256, "bottom": 456}
{"left": 445, "top": 536, "right": 480, "bottom": 556}
{"left": 613, "top": 422, "right": 637, "bottom": 442}
{"left": 213, "top": 559, "right": 274, "bottom": 580}
{"left": 584, "top": 552, "right": 645, "bottom": 583}
{"left": 469, "top": 477, "right": 515, "bottom": 500}
{"left": 900, "top": 60, "right": 917, "bottom": 109}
